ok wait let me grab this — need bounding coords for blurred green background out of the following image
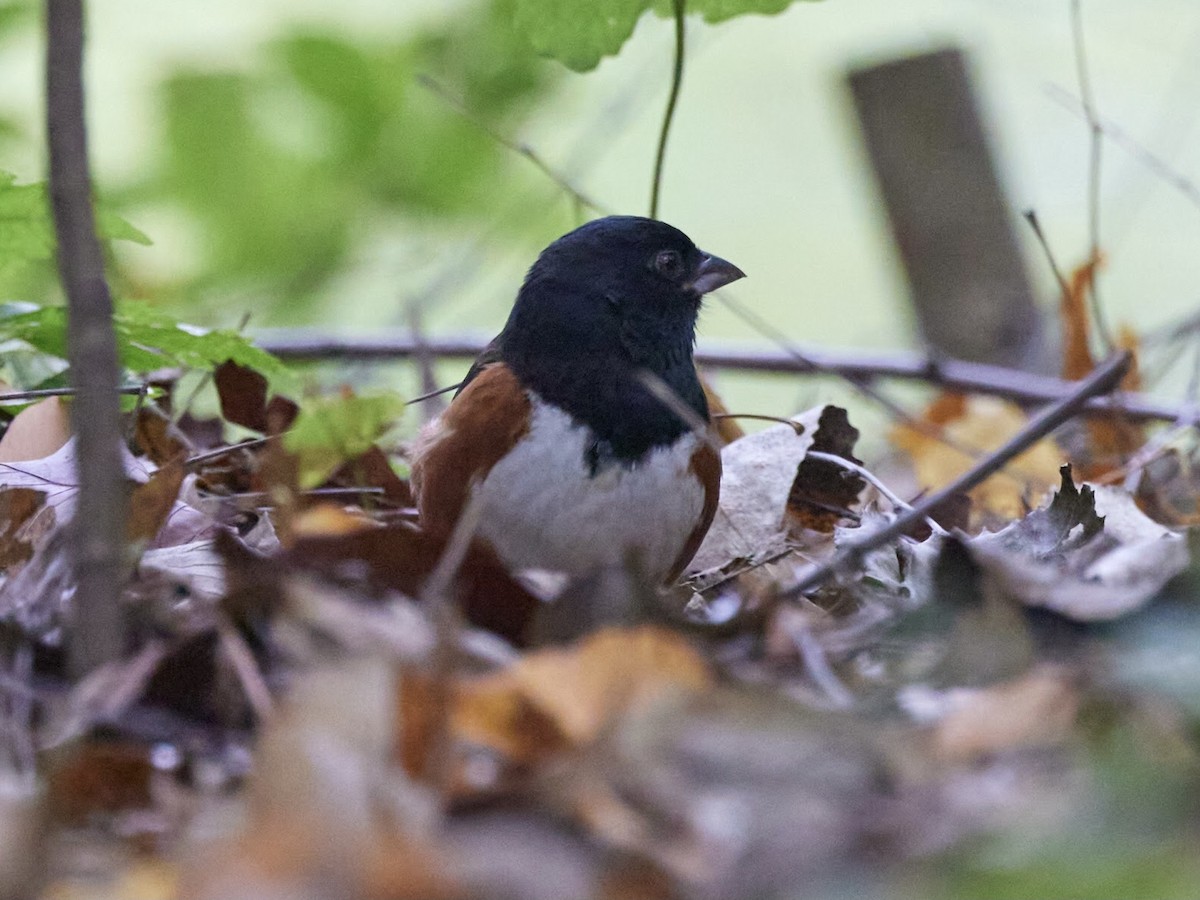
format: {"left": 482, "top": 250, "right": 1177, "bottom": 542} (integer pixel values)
{"left": 1, "top": 0, "right": 1198, "bottom": 419}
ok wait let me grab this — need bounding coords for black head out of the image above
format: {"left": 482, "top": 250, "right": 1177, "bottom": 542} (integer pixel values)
{"left": 502, "top": 216, "right": 743, "bottom": 366}
{"left": 487, "top": 216, "right": 745, "bottom": 464}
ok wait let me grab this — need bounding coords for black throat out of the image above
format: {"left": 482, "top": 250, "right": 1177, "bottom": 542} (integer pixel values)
{"left": 498, "top": 303, "right": 708, "bottom": 469}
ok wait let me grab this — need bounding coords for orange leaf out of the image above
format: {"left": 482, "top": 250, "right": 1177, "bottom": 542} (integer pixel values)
{"left": 891, "top": 394, "right": 1064, "bottom": 521}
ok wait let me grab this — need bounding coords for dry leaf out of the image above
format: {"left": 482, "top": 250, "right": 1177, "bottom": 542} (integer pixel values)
{"left": 290, "top": 502, "right": 382, "bottom": 539}
{"left": 0, "top": 487, "right": 46, "bottom": 568}
{"left": 127, "top": 456, "right": 187, "bottom": 546}
{"left": 786, "top": 406, "right": 864, "bottom": 533}
{"left": 922, "top": 666, "right": 1080, "bottom": 762}
{"left": 214, "top": 359, "right": 298, "bottom": 435}
{"left": 891, "top": 393, "right": 1064, "bottom": 521}
{"left": 969, "top": 466, "right": 1188, "bottom": 620}
{"left": 0, "top": 396, "right": 70, "bottom": 462}
{"left": 690, "top": 405, "right": 827, "bottom": 572}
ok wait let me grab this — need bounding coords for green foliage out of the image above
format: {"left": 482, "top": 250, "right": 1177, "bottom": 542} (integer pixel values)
{"left": 139, "top": 0, "right": 554, "bottom": 317}
{"left": 513, "top": 0, "right": 822, "bottom": 71}
{"left": 0, "top": 172, "right": 151, "bottom": 289}
{"left": 0, "top": 301, "right": 293, "bottom": 389}
{"left": 283, "top": 392, "right": 405, "bottom": 489}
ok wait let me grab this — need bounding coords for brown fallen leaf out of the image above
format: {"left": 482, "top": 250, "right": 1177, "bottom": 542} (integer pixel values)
{"left": 290, "top": 502, "right": 382, "bottom": 539}
{"left": 787, "top": 405, "right": 865, "bottom": 533}
{"left": 288, "top": 523, "right": 541, "bottom": 644}
{"left": 127, "top": 455, "right": 187, "bottom": 546}
{"left": 134, "top": 405, "right": 189, "bottom": 465}
{"left": 326, "top": 444, "right": 414, "bottom": 509}
{"left": 0, "top": 487, "right": 46, "bottom": 568}
{"left": 454, "top": 627, "right": 712, "bottom": 756}
{"left": 0, "top": 396, "right": 70, "bottom": 463}
{"left": 45, "top": 739, "right": 155, "bottom": 827}
{"left": 214, "top": 359, "right": 298, "bottom": 435}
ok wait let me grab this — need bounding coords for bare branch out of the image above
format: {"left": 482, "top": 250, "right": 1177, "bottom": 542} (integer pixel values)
{"left": 778, "top": 352, "right": 1132, "bottom": 602}
{"left": 252, "top": 328, "right": 1191, "bottom": 425}
{"left": 46, "top": 0, "right": 128, "bottom": 676}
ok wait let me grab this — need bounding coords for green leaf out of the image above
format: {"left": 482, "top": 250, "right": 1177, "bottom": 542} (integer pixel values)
{"left": 0, "top": 302, "right": 296, "bottom": 389}
{"left": 513, "top": 0, "right": 821, "bottom": 71}
{"left": 513, "top": 0, "right": 647, "bottom": 72}
{"left": 283, "top": 393, "right": 405, "bottom": 489}
{"left": 0, "top": 172, "right": 54, "bottom": 280}
{"left": 0, "top": 172, "right": 152, "bottom": 286}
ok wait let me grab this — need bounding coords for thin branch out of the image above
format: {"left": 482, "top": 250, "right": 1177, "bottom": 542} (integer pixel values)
{"left": 649, "top": 0, "right": 686, "bottom": 219}
{"left": 1022, "top": 209, "right": 1072, "bottom": 300}
{"left": 46, "top": 0, "right": 127, "bottom": 676}
{"left": 0, "top": 384, "right": 145, "bottom": 404}
{"left": 778, "top": 352, "right": 1131, "bottom": 602}
{"left": 251, "top": 329, "right": 1192, "bottom": 425}
{"left": 416, "top": 74, "right": 608, "bottom": 216}
{"left": 805, "top": 450, "right": 948, "bottom": 537}
{"left": 1070, "top": 0, "right": 1115, "bottom": 353}
{"left": 420, "top": 485, "right": 486, "bottom": 807}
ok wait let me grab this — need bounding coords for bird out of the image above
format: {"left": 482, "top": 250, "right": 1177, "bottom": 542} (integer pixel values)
{"left": 411, "top": 215, "right": 744, "bottom": 590}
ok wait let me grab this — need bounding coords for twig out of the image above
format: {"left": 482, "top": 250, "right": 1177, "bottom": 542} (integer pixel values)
{"left": 778, "top": 352, "right": 1131, "bottom": 601}
{"left": 1070, "top": 0, "right": 1115, "bottom": 354}
{"left": 252, "top": 329, "right": 1193, "bottom": 426}
{"left": 0, "top": 384, "right": 146, "bottom": 405}
{"left": 635, "top": 369, "right": 723, "bottom": 455}
{"left": 416, "top": 74, "right": 607, "bottom": 216}
{"left": 805, "top": 450, "right": 948, "bottom": 537}
{"left": 217, "top": 619, "right": 274, "bottom": 722}
{"left": 1022, "top": 210, "right": 1072, "bottom": 300}
{"left": 1044, "top": 82, "right": 1200, "bottom": 219}
{"left": 46, "top": 0, "right": 127, "bottom": 676}
{"left": 649, "top": 0, "right": 686, "bottom": 219}
{"left": 420, "top": 485, "right": 486, "bottom": 806}
{"left": 185, "top": 436, "right": 273, "bottom": 469}
{"left": 786, "top": 618, "right": 855, "bottom": 709}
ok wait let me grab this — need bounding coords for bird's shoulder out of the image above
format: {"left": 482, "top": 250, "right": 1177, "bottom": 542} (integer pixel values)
{"left": 412, "top": 362, "right": 532, "bottom": 538}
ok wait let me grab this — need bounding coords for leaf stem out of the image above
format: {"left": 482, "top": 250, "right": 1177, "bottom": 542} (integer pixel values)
{"left": 649, "top": 0, "right": 686, "bottom": 219}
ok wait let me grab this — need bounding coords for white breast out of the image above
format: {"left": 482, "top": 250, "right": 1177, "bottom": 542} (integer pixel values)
{"left": 473, "top": 395, "right": 704, "bottom": 582}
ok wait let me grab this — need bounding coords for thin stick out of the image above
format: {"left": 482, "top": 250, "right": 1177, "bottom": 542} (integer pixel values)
{"left": 778, "top": 352, "right": 1131, "bottom": 601}
{"left": 649, "top": 0, "right": 686, "bottom": 219}
{"left": 416, "top": 74, "right": 607, "bottom": 216}
{"left": 1070, "top": 0, "right": 1115, "bottom": 354}
{"left": 1022, "top": 210, "right": 1072, "bottom": 300}
{"left": 46, "top": 0, "right": 128, "bottom": 676}
{"left": 185, "top": 436, "right": 273, "bottom": 469}
{"left": 252, "top": 328, "right": 1192, "bottom": 425}
{"left": 420, "top": 486, "right": 486, "bottom": 805}
{"left": 0, "top": 384, "right": 146, "bottom": 405}
{"left": 805, "top": 450, "right": 948, "bottom": 537}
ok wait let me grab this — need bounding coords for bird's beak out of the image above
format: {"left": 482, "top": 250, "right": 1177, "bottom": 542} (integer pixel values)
{"left": 687, "top": 252, "right": 746, "bottom": 295}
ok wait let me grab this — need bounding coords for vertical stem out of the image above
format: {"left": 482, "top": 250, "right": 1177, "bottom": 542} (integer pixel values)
{"left": 46, "top": 0, "right": 128, "bottom": 675}
{"left": 649, "top": 0, "right": 685, "bottom": 220}
{"left": 1070, "top": 0, "right": 1115, "bottom": 354}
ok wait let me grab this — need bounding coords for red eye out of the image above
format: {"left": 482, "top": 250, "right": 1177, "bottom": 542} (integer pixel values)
{"left": 655, "top": 250, "right": 683, "bottom": 278}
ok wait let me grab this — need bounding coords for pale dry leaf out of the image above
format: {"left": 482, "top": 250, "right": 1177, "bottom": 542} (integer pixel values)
{"left": 0, "top": 396, "right": 70, "bottom": 462}
{"left": 689, "top": 405, "right": 827, "bottom": 572}
{"left": 970, "top": 477, "right": 1189, "bottom": 620}
{"left": 922, "top": 665, "right": 1080, "bottom": 762}
{"left": 451, "top": 626, "right": 713, "bottom": 769}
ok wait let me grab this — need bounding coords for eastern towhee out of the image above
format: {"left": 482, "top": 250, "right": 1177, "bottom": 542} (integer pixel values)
{"left": 412, "top": 216, "right": 744, "bottom": 587}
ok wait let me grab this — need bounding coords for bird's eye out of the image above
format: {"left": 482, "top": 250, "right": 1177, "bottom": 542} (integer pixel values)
{"left": 654, "top": 249, "right": 683, "bottom": 279}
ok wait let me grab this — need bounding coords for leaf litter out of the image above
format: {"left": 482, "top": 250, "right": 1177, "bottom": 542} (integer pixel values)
{"left": 1, "top": 350, "right": 1199, "bottom": 900}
